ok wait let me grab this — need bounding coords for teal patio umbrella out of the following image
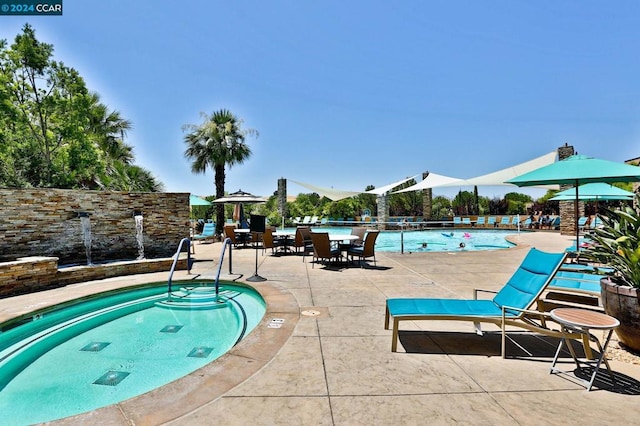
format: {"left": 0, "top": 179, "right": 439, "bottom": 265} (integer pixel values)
{"left": 550, "top": 182, "right": 633, "bottom": 202}
{"left": 189, "top": 194, "right": 212, "bottom": 206}
{"left": 506, "top": 155, "right": 640, "bottom": 250}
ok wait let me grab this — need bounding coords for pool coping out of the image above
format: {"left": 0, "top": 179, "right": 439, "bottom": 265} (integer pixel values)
{"left": 30, "top": 277, "right": 300, "bottom": 425}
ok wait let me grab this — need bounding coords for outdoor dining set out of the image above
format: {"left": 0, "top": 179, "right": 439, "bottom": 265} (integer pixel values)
{"left": 221, "top": 225, "right": 380, "bottom": 268}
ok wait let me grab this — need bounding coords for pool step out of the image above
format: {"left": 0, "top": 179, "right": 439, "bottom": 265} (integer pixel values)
{"left": 155, "top": 287, "right": 239, "bottom": 310}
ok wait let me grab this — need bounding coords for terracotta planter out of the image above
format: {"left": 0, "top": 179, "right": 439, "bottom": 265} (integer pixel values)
{"left": 600, "top": 277, "right": 640, "bottom": 352}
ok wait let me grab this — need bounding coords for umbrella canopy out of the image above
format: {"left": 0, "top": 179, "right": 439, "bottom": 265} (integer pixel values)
{"left": 506, "top": 154, "right": 640, "bottom": 250}
{"left": 189, "top": 194, "right": 212, "bottom": 206}
{"left": 550, "top": 182, "right": 634, "bottom": 201}
{"left": 212, "top": 189, "right": 267, "bottom": 204}
{"left": 506, "top": 155, "right": 640, "bottom": 187}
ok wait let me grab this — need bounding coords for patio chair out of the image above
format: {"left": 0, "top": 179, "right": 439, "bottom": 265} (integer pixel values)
{"left": 487, "top": 216, "right": 497, "bottom": 227}
{"left": 294, "top": 226, "right": 313, "bottom": 260}
{"left": 453, "top": 217, "right": 462, "bottom": 227}
{"left": 302, "top": 215, "right": 312, "bottom": 225}
{"left": 462, "top": 217, "right": 472, "bottom": 226}
{"left": 347, "top": 230, "right": 380, "bottom": 267}
{"left": 385, "top": 248, "right": 568, "bottom": 357}
{"left": 309, "top": 232, "right": 341, "bottom": 268}
{"left": 475, "top": 216, "right": 486, "bottom": 227}
{"left": 261, "top": 227, "right": 284, "bottom": 255}
{"left": 223, "top": 225, "right": 242, "bottom": 248}
{"left": 577, "top": 216, "right": 589, "bottom": 232}
{"left": 192, "top": 222, "right": 215, "bottom": 242}
{"left": 499, "top": 216, "right": 511, "bottom": 227}
{"left": 350, "top": 226, "right": 367, "bottom": 247}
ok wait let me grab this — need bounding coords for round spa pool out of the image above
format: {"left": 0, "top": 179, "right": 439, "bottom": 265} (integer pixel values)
{"left": 0, "top": 281, "right": 265, "bottom": 424}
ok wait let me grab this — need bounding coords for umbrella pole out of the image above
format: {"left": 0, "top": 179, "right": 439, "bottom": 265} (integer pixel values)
{"left": 575, "top": 183, "right": 580, "bottom": 251}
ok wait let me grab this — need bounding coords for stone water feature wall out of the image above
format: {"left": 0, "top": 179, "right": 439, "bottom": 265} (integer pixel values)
{"left": 0, "top": 188, "right": 190, "bottom": 265}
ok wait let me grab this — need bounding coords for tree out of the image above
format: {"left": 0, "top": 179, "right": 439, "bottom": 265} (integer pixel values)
{"left": 183, "top": 109, "right": 258, "bottom": 234}
{"left": 0, "top": 24, "right": 162, "bottom": 191}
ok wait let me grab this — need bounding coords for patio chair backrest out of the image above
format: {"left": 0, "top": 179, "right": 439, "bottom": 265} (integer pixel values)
{"left": 294, "top": 226, "right": 311, "bottom": 247}
{"left": 224, "top": 225, "right": 238, "bottom": 243}
{"left": 351, "top": 227, "right": 367, "bottom": 244}
{"left": 361, "top": 230, "right": 380, "bottom": 257}
{"left": 310, "top": 232, "right": 332, "bottom": 257}
{"left": 492, "top": 248, "right": 566, "bottom": 312}
{"left": 202, "top": 223, "right": 215, "bottom": 235}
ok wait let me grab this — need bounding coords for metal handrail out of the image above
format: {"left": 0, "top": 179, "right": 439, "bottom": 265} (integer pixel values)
{"left": 215, "top": 237, "right": 233, "bottom": 298}
{"left": 167, "top": 237, "right": 192, "bottom": 299}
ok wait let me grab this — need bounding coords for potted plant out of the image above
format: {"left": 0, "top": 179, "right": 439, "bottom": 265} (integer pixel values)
{"left": 583, "top": 193, "right": 640, "bottom": 351}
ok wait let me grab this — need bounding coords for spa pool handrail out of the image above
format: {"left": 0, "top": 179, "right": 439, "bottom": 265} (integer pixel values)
{"left": 167, "top": 237, "right": 192, "bottom": 298}
{"left": 214, "top": 237, "right": 233, "bottom": 298}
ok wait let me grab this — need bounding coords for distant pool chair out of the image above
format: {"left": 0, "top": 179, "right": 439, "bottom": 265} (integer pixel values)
{"left": 193, "top": 222, "right": 216, "bottom": 242}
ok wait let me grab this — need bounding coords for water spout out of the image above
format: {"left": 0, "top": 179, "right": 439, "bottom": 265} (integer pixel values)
{"left": 79, "top": 213, "right": 92, "bottom": 265}
{"left": 134, "top": 212, "right": 145, "bottom": 260}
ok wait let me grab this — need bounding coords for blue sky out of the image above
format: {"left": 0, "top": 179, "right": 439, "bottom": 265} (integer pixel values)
{"left": 2, "top": 1, "right": 639, "bottom": 199}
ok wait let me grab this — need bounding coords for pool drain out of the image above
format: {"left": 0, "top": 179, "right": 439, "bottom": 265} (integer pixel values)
{"left": 301, "top": 310, "right": 321, "bottom": 317}
{"left": 160, "top": 325, "right": 183, "bottom": 333}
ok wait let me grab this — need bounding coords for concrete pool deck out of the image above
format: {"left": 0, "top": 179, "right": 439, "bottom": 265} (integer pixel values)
{"left": 2, "top": 231, "right": 640, "bottom": 425}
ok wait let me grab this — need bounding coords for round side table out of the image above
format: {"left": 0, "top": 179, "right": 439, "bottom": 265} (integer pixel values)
{"left": 549, "top": 308, "right": 619, "bottom": 391}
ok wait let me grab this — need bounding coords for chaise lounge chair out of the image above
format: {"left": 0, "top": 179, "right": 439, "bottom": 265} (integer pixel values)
{"left": 385, "top": 248, "right": 567, "bottom": 357}
{"left": 192, "top": 222, "right": 215, "bottom": 242}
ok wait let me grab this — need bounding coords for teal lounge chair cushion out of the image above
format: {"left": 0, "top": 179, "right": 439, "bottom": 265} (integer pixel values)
{"left": 387, "top": 298, "right": 509, "bottom": 318}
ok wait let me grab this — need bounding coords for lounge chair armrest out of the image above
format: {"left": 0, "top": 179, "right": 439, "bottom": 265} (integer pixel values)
{"left": 473, "top": 288, "right": 498, "bottom": 300}
{"left": 501, "top": 305, "right": 552, "bottom": 321}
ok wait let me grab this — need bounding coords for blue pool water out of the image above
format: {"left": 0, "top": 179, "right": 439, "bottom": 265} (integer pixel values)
{"left": 0, "top": 282, "right": 265, "bottom": 424}
{"left": 303, "top": 228, "right": 517, "bottom": 252}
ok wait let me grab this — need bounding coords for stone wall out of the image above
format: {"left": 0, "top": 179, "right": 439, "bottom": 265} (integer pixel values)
{"left": 0, "top": 189, "right": 190, "bottom": 265}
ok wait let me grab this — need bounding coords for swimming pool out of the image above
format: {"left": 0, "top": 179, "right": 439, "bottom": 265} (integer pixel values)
{"left": 304, "top": 228, "right": 518, "bottom": 252}
{"left": 0, "top": 281, "right": 265, "bottom": 425}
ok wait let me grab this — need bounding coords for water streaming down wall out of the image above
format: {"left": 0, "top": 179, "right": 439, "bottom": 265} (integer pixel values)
{"left": 0, "top": 189, "right": 189, "bottom": 264}
{"left": 134, "top": 213, "right": 145, "bottom": 260}
{"left": 79, "top": 213, "right": 92, "bottom": 266}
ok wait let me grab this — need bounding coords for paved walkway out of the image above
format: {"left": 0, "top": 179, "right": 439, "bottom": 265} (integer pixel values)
{"left": 2, "top": 231, "right": 640, "bottom": 425}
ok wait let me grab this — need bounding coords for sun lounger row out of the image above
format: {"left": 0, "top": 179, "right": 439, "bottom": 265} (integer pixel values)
{"left": 451, "top": 215, "right": 561, "bottom": 230}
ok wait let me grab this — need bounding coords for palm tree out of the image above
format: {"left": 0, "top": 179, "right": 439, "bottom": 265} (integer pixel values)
{"left": 183, "top": 109, "right": 258, "bottom": 234}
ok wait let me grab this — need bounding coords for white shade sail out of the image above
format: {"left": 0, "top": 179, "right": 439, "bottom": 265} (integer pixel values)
{"left": 289, "top": 180, "right": 362, "bottom": 201}
{"left": 437, "top": 150, "right": 558, "bottom": 188}
{"left": 392, "top": 172, "right": 463, "bottom": 194}
{"left": 365, "top": 175, "right": 420, "bottom": 195}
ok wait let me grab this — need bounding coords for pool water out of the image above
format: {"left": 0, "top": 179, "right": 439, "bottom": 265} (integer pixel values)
{"left": 0, "top": 282, "right": 265, "bottom": 425}
{"left": 305, "top": 228, "right": 517, "bottom": 252}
